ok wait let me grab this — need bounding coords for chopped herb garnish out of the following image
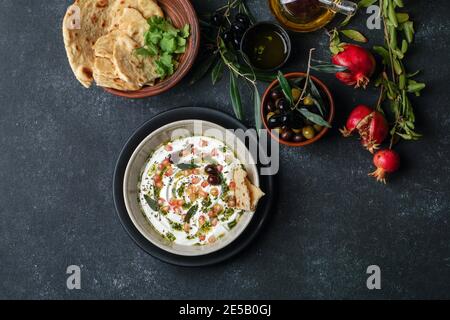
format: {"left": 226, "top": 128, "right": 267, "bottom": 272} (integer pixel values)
{"left": 228, "top": 220, "right": 237, "bottom": 229}
{"left": 165, "top": 232, "right": 176, "bottom": 242}
{"left": 177, "top": 182, "right": 186, "bottom": 197}
{"left": 200, "top": 221, "right": 212, "bottom": 233}
{"left": 136, "top": 16, "right": 190, "bottom": 79}
{"left": 169, "top": 221, "right": 183, "bottom": 231}
{"left": 176, "top": 163, "right": 199, "bottom": 170}
{"left": 201, "top": 196, "right": 212, "bottom": 212}
{"left": 220, "top": 207, "right": 235, "bottom": 221}
{"left": 144, "top": 194, "right": 160, "bottom": 211}
{"left": 184, "top": 204, "right": 198, "bottom": 223}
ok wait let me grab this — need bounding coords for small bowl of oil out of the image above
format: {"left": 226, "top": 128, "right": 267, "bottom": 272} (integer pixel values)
{"left": 241, "top": 22, "right": 291, "bottom": 71}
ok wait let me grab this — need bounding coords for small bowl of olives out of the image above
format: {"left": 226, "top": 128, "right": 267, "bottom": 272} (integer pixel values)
{"left": 261, "top": 72, "right": 335, "bottom": 147}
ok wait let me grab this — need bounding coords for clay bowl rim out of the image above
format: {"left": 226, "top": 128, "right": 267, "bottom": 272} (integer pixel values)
{"left": 103, "top": 0, "right": 200, "bottom": 99}
{"left": 261, "top": 72, "right": 335, "bottom": 147}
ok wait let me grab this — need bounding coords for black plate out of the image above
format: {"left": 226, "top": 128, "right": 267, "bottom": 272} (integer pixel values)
{"left": 113, "top": 107, "right": 276, "bottom": 267}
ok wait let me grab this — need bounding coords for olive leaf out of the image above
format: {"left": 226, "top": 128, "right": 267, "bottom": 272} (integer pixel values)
{"left": 388, "top": 1, "right": 398, "bottom": 27}
{"left": 184, "top": 205, "right": 199, "bottom": 223}
{"left": 192, "top": 1, "right": 280, "bottom": 130}
{"left": 236, "top": 64, "right": 276, "bottom": 82}
{"left": 309, "top": 78, "right": 325, "bottom": 117}
{"left": 230, "top": 72, "right": 243, "bottom": 120}
{"left": 373, "top": 46, "right": 391, "bottom": 65}
{"left": 144, "top": 195, "right": 160, "bottom": 211}
{"left": 238, "top": 0, "right": 256, "bottom": 24}
{"left": 396, "top": 13, "right": 409, "bottom": 24}
{"left": 407, "top": 81, "right": 426, "bottom": 94}
{"left": 312, "top": 98, "right": 325, "bottom": 117}
{"left": 310, "top": 64, "right": 347, "bottom": 73}
{"left": 253, "top": 85, "right": 262, "bottom": 130}
{"left": 277, "top": 71, "right": 293, "bottom": 105}
{"left": 189, "top": 54, "right": 217, "bottom": 85}
{"left": 340, "top": 29, "right": 368, "bottom": 43}
{"left": 292, "top": 76, "right": 306, "bottom": 86}
{"left": 403, "top": 21, "right": 414, "bottom": 43}
{"left": 358, "top": 0, "right": 378, "bottom": 8}
{"left": 211, "top": 59, "right": 225, "bottom": 85}
{"left": 297, "top": 108, "right": 331, "bottom": 128}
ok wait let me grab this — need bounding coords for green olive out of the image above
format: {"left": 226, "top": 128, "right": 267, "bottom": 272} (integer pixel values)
{"left": 303, "top": 95, "right": 314, "bottom": 106}
{"left": 266, "top": 112, "right": 275, "bottom": 121}
{"left": 302, "top": 126, "right": 316, "bottom": 140}
{"left": 291, "top": 88, "right": 302, "bottom": 102}
{"left": 292, "top": 128, "right": 302, "bottom": 134}
{"left": 313, "top": 124, "right": 323, "bottom": 133}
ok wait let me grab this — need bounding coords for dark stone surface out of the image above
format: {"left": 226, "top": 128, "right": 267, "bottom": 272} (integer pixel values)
{"left": 0, "top": 0, "right": 449, "bottom": 299}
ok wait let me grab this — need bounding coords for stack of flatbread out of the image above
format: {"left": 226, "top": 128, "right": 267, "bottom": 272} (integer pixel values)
{"left": 62, "top": 0, "right": 164, "bottom": 90}
{"left": 233, "top": 168, "right": 265, "bottom": 212}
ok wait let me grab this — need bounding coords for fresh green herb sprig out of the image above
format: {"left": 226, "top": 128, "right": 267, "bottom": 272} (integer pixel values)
{"left": 324, "top": 0, "right": 425, "bottom": 147}
{"left": 190, "top": 0, "right": 276, "bottom": 129}
{"left": 371, "top": 0, "right": 425, "bottom": 146}
{"left": 136, "top": 16, "right": 190, "bottom": 79}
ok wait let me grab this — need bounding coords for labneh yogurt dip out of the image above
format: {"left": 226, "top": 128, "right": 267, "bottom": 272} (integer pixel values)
{"left": 138, "top": 136, "right": 249, "bottom": 246}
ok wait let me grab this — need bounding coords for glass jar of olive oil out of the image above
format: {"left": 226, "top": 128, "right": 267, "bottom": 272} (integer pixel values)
{"left": 269, "top": 0, "right": 357, "bottom": 32}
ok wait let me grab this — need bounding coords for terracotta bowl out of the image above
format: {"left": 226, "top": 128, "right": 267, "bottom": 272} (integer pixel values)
{"left": 104, "top": 0, "right": 200, "bottom": 99}
{"left": 261, "top": 72, "right": 335, "bottom": 147}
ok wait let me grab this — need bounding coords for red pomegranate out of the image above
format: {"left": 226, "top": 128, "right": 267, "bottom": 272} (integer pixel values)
{"left": 332, "top": 44, "right": 376, "bottom": 88}
{"left": 340, "top": 105, "right": 389, "bottom": 153}
{"left": 369, "top": 149, "right": 401, "bottom": 183}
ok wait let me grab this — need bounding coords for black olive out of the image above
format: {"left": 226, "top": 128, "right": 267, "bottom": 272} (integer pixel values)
{"left": 276, "top": 98, "right": 290, "bottom": 112}
{"left": 289, "top": 112, "right": 305, "bottom": 129}
{"left": 267, "top": 114, "right": 281, "bottom": 129}
{"left": 271, "top": 90, "right": 283, "bottom": 101}
{"left": 268, "top": 114, "right": 289, "bottom": 128}
{"left": 204, "top": 164, "right": 218, "bottom": 175}
{"left": 234, "top": 31, "right": 244, "bottom": 42}
{"left": 280, "top": 128, "right": 294, "bottom": 141}
{"left": 292, "top": 134, "right": 305, "bottom": 143}
{"left": 280, "top": 114, "right": 289, "bottom": 126}
{"left": 231, "top": 37, "right": 241, "bottom": 50}
{"left": 211, "top": 13, "right": 224, "bottom": 26}
{"left": 266, "top": 101, "right": 276, "bottom": 113}
{"left": 235, "top": 13, "right": 250, "bottom": 28}
{"left": 208, "top": 175, "right": 221, "bottom": 185}
{"left": 222, "top": 29, "right": 233, "bottom": 42}
{"left": 231, "top": 22, "right": 247, "bottom": 34}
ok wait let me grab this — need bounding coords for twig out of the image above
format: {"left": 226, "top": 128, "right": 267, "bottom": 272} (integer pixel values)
{"left": 375, "top": 83, "right": 385, "bottom": 112}
{"left": 294, "top": 48, "right": 315, "bottom": 109}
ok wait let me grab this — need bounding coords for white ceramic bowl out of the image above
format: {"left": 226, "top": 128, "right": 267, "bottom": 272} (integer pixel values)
{"left": 123, "top": 120, "right": 260, "bottom": 256}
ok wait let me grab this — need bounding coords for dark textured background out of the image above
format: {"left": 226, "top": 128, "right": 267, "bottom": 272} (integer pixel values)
{"left": 0, "top": 0, "right": 449, "bottom": 299}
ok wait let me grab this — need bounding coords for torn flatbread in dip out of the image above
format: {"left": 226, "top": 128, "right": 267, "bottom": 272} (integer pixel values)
{"left": 233, "top": 168, "right": 265, "bottom": 212}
